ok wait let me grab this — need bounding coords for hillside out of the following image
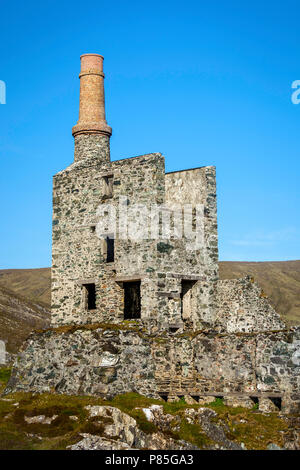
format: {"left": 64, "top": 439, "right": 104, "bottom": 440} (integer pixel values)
{"left": 0, "top": 268, "right": 51, "bottom": 307}
{"left": 0, "top": 261, "right": 299, "bottom": 353}
{"left": 0, "top": 285, "right": 50, "bottom": 354}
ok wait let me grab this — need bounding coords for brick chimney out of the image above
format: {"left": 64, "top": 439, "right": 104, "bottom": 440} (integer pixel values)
{"left": 72, "top": 54, "right": 112, "bottom": 163}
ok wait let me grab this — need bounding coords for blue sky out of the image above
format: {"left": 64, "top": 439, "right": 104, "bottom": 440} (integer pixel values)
{"left": 0, "top": 0, "right": 299, "bottom": 268}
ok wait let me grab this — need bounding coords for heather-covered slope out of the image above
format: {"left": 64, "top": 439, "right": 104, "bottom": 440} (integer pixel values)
{"left": 0, "top": 268, "right": 51, "bottom": 307}
{"left": 0, "top": 285, "right": 50, "bottom": 354}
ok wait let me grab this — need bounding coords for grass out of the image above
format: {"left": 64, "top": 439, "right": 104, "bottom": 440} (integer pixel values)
{"left": 206, "top": 400, "right": 289, "bottom": 450}
{"left": 34, "top": 320, "right": 146, "bottom": 336}
{"left": 0, "top": 391, "right": 161, "bottom": 449}
{"left": 177, "top": 420, "right": 213, "bottom": 448}
{"left": 0, "top": 389, "right": 292, "bottom": 450}
{"left": 0, "top": 367, "right": 11, "bottom": 394}
{"left": 0, "top": 367, "right": 11, "bottom": 384}
{"left": 0, "top": 392, "right": 108, "bottom": 450}
{"left": 207, "top": 397, "right": 224, "bottom": 407}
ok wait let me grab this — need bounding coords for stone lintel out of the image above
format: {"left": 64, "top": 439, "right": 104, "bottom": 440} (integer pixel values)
{"left": 115, "top": 275, "right": 144, "bottom": 282}
{"left": 157, "top": 292, "right": 181, "bottom": 299}
{"left": 94, "top": 170, "right": 120, "bottom": 179}
{"left": 165, "top": 272, "right": 205, "bottom": 281}
{"left": 75, "top": 278, "right": 98, "bottom": 286}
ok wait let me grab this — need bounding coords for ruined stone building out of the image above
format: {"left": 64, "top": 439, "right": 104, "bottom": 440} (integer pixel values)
{"left": 6, "top": 54, "right": 300, "bottom": 413}
{"left": 51, "top": 53, "right": 220, "bottom": 331}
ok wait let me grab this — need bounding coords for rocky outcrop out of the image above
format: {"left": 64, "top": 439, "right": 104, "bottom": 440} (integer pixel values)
{"left": 68, "top": 405, "right": 198, "bottom": 450}
{"left": 69, "top": 434, "right": 134, "bottom": 450}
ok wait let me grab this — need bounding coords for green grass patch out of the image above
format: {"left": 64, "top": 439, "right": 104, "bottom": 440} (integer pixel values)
{"left": 0, "top": 391, "right": 291, "bottom": 450}
{"left": 206, "top": 397, "right": 224, "bottom": 407}
{"left": 0, "top": 367, "right": 11, "bottom": 384}
{"left": 210, "top": 405, "right": 288, "bottom": 450}
{"left": 0, "top": 367, "right": 11, "bottom": 394}
{"left": 176, "top": 419, "right": 213, "bottom": 449}
{"left": 0, "top": 392, "right": 163, "bottom": 449}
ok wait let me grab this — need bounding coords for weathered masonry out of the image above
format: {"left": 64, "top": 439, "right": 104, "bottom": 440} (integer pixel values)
{"left": 6, "top": 54, "right": 300, "bottom": 413}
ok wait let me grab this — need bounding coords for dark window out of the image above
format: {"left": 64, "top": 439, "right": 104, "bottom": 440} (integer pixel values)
{"left": 269, "top": 397, "right": 282, "bottom": 410}
{"left": 124, "top": 281, "right": 141, "bottom": 319}
{"left": 83, "top": 283, "right": 96, "bottom": 310}
{"left": 106, "top": 236, "right": 114, "bottom": 263}
{"left": 250, "top": 396, "right": 259, "bottom": 405}
{"left": 191, "top": 396, "right": 200, "bottom": 402}
{"left": 158, "top": 395, "right": 168, "bottom": 402}
{"left": 169, "top": 327, "right": 179, "bottom": 333}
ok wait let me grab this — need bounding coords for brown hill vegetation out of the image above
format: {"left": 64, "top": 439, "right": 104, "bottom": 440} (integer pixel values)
{"left": 0, "top": 284, "right": 50, "bottom": 353}
{"left": 0, "top": 268, "right": 50, "bottom": 307}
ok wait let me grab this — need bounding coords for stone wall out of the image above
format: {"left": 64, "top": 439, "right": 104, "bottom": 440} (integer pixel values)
{"left": 164, "top": 166, "right": 218, "bottom": 281}
{"left": 151, "top": 275, "right": 285, "bottom": 333}
{"left": 215, "top": 277, "right": 285, "bottom": 332}
{"left": 52, "top": 150, "right": 218, "bottom": 329}
{"left": 181, "top": 276, "right": 285, "bottom": 332}
{"left": 6, "top": 324, "right": 300, "bottom": 413}
{"left": 51, "top": 152, "right": 165, "bottom": 326}
{"left": 74, "top": 134, "right": 110, "bottom": 163}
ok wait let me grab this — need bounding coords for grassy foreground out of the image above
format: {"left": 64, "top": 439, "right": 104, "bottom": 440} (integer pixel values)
{"left": 0, "top": 367, "right": 291, "bottom": 450}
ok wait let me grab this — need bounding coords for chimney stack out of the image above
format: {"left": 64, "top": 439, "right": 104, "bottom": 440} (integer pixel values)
{"left": 72, "top": 54, "right": 112, "bottom": 163}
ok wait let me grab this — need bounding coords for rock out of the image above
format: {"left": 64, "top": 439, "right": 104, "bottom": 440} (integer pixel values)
{"left": 142, "top": 405, "right": 164, "bottom": 422}
{"left": 98, "top": 351, "right": 119, "bottom": 367}
{"left": 141, "top": 405, "right": 175, "bottom": 432}
{"left": 69, "top": 434, "right": 134, "bottom": 450}
{"left": 184, "top": 407, "right": 243, "bottom": 450}
{"left": 167, "top": 396, "right": 181, "bottom": 403}
{"left": 69, "top": 415, "right": 79, "bottom": 421}
{"left": 83, "top": 405, "right": 198, "bottom": 450}
{"left": 85, "top": 405, "right": 138, "bottom": 447}
{"left": 25, "top": 433, "right": 43, "bottom": 440}
{"left": 184, "top": 407, "right": 217, "bottom": 424}
{"left": 24, "top": 415, "right": 58, "bottom": 424}
{"left": 267, "top": 443, "right": 282, "bottom": 450}
{"left": 143, "top": 433, "right": 198, "bottom": 451}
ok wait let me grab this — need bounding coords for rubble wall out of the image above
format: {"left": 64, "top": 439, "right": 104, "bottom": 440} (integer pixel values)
{"left": 6, "top": 325, "right": 300, "bottom": 413}
{"left": 51, "top": 152, "right": 218, "bottom": 328}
